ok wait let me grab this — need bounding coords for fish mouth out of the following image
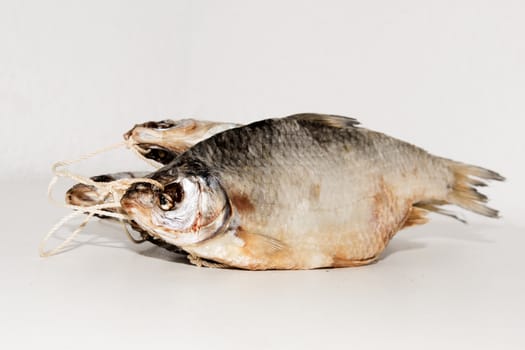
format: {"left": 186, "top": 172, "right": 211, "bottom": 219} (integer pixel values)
{"left": 121, "top": 183, "right": 156, "bottom": 209}
{"left": 66, "top": 183, "right": 120, "bottom": 218}
{"left": 120, "top": 182, "right": 159, "bottom": 227}
{"left": 66, "top": 184, "right": 101, "bottom": 206}
{"left": 134, "top": 143, "right": 177, "bottom": 164}
{"left": 123, "top": 120, "right": 178, "bottom": 140}
{"left": 121, "top": 185, "right": 177, "bottom": 241}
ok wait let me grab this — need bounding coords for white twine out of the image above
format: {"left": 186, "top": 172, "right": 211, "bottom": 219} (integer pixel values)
{"left": 41, "top": 139, "right": 165, "bottom": 257}
{"left": 40, "top": 203, "right": 115, "bottom": 257}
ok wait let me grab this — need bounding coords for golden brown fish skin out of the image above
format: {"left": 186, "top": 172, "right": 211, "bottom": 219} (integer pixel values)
{"left": 121, "top": 114, "right": 504, "bottom": 270}
{"left": 124, "top": 118, "right": 240, "bottom": 156}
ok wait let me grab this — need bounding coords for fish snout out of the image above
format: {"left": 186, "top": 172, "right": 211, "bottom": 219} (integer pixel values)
{"left": 120, "top": 182, "right": 157, "bottom": 212}
{"left": 123, "top": 120, "right": 177, "bottom": 141}
{"left": 66, "top": 184, "right": 100, "bottom": 206}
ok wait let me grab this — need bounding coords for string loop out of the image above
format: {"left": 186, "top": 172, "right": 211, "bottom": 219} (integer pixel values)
{"left": 42, "top": 139, "right": 165, "bottom": 257}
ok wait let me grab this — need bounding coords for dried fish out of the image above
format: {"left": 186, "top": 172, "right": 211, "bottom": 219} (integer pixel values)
{"left": 120, "top": 113, "right": 504, "bottom": 270}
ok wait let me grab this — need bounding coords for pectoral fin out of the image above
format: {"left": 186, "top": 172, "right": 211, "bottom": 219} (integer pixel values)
{"left": 236, "top": 228, "right": 288, "bottom": 255}
{"left": 183, "top": 228, "right": 289, "bottom": 270}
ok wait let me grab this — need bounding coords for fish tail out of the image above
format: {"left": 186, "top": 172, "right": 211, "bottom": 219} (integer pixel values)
{"left": 445, "top": 160, "right": 505, "bottom": 218}
{"left": 412, "top": 160, "right": 504, "bottom": 223}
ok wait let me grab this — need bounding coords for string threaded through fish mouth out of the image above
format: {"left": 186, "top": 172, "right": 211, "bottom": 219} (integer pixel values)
{"left": 41, "top": 140, "right": 165, "bottom": 257}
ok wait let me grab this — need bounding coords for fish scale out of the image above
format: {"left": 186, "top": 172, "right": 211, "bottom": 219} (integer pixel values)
{"left": 118, "top": 113, "right": 504, "bottom": 270}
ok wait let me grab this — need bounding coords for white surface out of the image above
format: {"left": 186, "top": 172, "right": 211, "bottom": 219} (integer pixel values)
{"left": 1, "top": 1, "right": 524, "bottom": 349}
{"left": 2, "top": 180, "right": 524, "bottom": 349}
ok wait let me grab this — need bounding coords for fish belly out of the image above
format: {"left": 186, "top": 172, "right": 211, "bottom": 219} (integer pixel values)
{"left": 186, "top": 170, "right": 416, "bottom": 270}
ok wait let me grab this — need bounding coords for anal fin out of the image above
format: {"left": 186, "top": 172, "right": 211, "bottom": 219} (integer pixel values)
{"left": 401, "top": 206, "right": 430, "bottom": 229}
{"left": 413, "top": 201, "right": 467, "bottom": 224}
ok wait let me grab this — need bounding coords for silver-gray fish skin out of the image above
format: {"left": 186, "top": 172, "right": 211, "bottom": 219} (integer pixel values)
{"left": 121, "top": 113, "right": 504, "bottom": 270}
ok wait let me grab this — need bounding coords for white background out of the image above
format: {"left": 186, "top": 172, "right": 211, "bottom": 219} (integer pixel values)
{"left": 1, "top": 1, "right": 524, "bottom": 349}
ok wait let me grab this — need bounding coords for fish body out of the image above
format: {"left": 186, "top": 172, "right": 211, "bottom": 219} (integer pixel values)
{"left": 120, "top": 114, "right": 504, "bottom": 270}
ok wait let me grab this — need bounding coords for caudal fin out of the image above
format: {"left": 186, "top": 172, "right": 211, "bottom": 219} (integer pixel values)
{"left": 414, "top": 161, "right": 505, "bottom": 223}
{"left": 446, "top": 162, "right": 505, "bottom": 218}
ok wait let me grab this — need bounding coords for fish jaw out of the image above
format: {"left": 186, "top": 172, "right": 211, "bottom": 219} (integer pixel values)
{"left": 120, "top": 183, "right": 157, "bottom": 227}
{"left": 120, "top": 183, "right": 188, "bottom": 245}
{"left": 66, "top": 183, "right": 103, "bottom": 207}
{"left": 66, "top": 183, "right": 123, "bottom": 218}
{"left": 123, "top": 119, "right": 179, "bottom": 142}
{"left": 120, "top": 178, "right": 231, "bottom": 247}
{"left": 66, "top": 171, "right": 149, "bottom": 208}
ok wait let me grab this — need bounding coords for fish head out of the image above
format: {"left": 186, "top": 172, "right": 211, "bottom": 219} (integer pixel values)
{"left": 123, "top": 118, "right": 240, "bottom": 156}
{"left": 66, "top": 183, "right": 102, "bottom": 207}
{"left": 123, "top": 119, "right": 205, "bottom": 154}
{"left": 65, "top": 174, "right": 115, "bottom": 207}
{"left": 123, "top": 119, "right": 179, "bottom": 143}
{"left": 120, "top": 170, "right": 231, "bottom": 246}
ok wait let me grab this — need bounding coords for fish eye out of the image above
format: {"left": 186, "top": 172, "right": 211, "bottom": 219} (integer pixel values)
{"left": 159, "top": 193, "right": 174, "bottom": 211}
{"left": 158, "top": 182, "right": 184, "bottom": 211}
{"left": 164, "top": 182, "right": 184, "bottom": 203}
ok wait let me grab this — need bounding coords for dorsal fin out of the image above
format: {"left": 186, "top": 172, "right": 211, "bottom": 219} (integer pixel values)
{"left": 285, "top": 113, "right": 360, "bottom": 128}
